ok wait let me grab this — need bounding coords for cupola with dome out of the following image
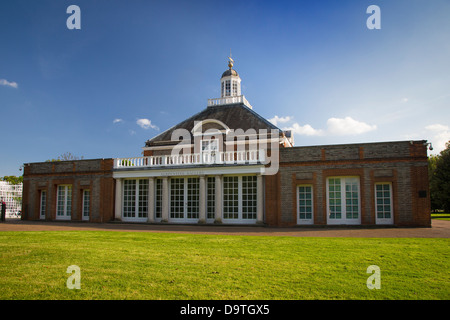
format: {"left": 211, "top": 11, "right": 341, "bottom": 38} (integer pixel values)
{"left": 207, "top": 56, "right": 252, "bottom": 109}
{"left": 220, "top": 56, "right": 241, "bottom": 97}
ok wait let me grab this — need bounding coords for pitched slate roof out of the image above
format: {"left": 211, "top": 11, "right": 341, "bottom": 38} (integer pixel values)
{"left": 145, "top": 103, "right": 282, "bottom": 147}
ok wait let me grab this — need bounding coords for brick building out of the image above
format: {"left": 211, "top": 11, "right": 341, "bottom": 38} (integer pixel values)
{"left": 21, "top": 58, "right": 431, "bottom": 227}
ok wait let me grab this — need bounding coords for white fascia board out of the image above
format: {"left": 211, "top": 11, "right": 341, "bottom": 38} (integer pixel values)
{"left": 113, "top": 165, "right": 265, "bottom": 179}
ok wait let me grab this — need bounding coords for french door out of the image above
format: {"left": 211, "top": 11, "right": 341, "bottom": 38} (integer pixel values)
{"left": 327, "top": 177, "right": 361, "bottom": 225}
{"left": 40, "top": 190, "right": 46, "bottom": 220}
{"left": 375, "top": 183, "right": 394, "bottom": 225}
{"left": 56, "top": 185, "right": 72, "bottom": 220}
{"left": 82, "top": 189, "right": 90, "bottom": 221}
{"left": 223, "top": 175, "right": 257, "bottom": 224}
{"left": 169, "top": 177, "right": 199, "bottom": 222}
{"left": 122, "top": 179, "right": 148, "bottom": 222}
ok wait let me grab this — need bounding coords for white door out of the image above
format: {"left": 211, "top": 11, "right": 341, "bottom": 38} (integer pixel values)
{"left": 375, "top": 183, "right": 394, "bottom": 225}
{"left": 201, "top": 139, "right": 219, "bottom": 163}
{"left": 82, "top": 190, "right": 90, "bottom": 221}
{"left": 56, "top": 185, "right": 72, "bottom": 220}
{"left": 297, "top": 185, "right": 314, "bottom": 225}
{"left": 327, "top": 177, "right": 361, "bottom": 225}
{"left": 39, "top": 190, "right": 46, "bottom": 220}
{"left": 169, "top": 177, "right": 200, "bottom": 223}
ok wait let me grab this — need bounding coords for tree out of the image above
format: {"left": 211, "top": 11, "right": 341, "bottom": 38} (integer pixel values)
{"left": 46, "top": 152, "right": 84, "bottom": 162}
{"left": 429, "top": 141, "right": 450, "bottom": 212}
{"left": 1, "top": 175, "right": 23, "bottom": 185}
{"left": 428, "top": 154, "right": 440, "bottom": 211}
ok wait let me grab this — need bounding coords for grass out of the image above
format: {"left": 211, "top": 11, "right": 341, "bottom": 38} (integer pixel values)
{"left": 0, "top": 231, "right": 449, "bottom": 300}
{"left": 431, "top": 212, "right": 450, "bottom": 221}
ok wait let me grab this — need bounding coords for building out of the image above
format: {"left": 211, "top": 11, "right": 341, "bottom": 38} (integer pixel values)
{"left": 0, "top": 181, "right": 23, "bottom": 218}
{"left": 21, "top": 58, "right": 431, "bottom": 227}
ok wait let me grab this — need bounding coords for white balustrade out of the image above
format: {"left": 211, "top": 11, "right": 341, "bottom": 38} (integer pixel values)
{"left": 114, "top": 150, "right": 266, "bottom": 169}
{"left": 207, "top": 95, "right": 253, "bottom": 109}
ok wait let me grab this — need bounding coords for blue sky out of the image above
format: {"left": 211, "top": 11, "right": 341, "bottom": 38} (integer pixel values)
{"left": 1, "top": 0, "right": 449, "bottom": 177}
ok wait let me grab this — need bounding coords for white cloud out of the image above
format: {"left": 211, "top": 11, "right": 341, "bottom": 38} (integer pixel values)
{"left": 277, "top": 115, "right": 376, "bottom": 137}
{"left": 326, "top": 116, "right": 377, "bottom": 135}
{"left": 268, "top": 115, "right": 292, "bottom": 126}
{"left": 136, "top": 118, "right": 159, "bottom": 130}
{"left": 0, "top": 79, "right": 18, "bottom": 88}
{"left": 113, "top": 118, "right": 123, "bottom": 124}
{"left": 425, "top": 123, "right": 450, "bottom": 154}
{"left": 425, "top": 124, "right": 449, "bottom": 132}
{"left": 283, "top": 123, "right": 324, "bottom": 136}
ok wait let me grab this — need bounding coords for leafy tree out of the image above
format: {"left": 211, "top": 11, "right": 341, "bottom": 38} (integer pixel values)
{"left": 429, "top": 141, "right": 450, "bottom": 212}
{"left": 1, "top": 175, "right": 23, "bottom": 185}
{"left": 428, "top": 154, "right": 440, "bottom": 211}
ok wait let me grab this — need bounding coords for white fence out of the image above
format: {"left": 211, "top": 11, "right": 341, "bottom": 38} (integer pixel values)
{"left": 0, "top": 181, "right": 22, "bottom": 218}
{"left": 114, "top": 150, "right": 265, "bottom": 169}
{"left": 207, "top": 95, "right": 253, "bottom": 109}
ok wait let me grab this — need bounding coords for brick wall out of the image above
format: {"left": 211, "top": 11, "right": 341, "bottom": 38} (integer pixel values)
{"left": 264, "top": 140, "right": 431, "bottom": 227}
{"left": 22, "top": 159, "right": 114, "bottom": 222}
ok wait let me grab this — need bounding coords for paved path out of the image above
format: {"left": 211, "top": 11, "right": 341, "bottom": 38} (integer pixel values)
{"left": 1, "top": 219, "right": 449, "bottom": 238}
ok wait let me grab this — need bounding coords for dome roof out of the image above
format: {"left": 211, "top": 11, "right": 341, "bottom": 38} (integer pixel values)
{"left": 221, "top": 68, "right": 239, "bottom": 78}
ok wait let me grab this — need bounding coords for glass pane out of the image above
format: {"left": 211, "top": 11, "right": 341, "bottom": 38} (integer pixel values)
{"left": 298, "top": 185, "right": 313, "bottom": 221}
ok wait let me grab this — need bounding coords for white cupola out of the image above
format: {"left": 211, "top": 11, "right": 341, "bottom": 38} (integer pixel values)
{"left": 220, "top": 57, "right": 241, "bottom": 97}
{"left": 207, "top": 56, "right": 252, "bottom": 109}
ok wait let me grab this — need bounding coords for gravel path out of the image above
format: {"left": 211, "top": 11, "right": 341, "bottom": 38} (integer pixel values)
{"left": 1, "top": 219, "right": 449, "bottom": 238}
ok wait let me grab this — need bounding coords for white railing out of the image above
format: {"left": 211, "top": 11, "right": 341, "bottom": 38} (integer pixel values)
{"left": 207, "top": 95, "right": 253, "bottom": 109}
{"left": 114, "top": 150, "right": 265, "bottom": 169}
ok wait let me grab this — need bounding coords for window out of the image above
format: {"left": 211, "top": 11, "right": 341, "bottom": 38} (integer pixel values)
{"left": 223, "top": 175, "right": 257, "bottom": 222}
{"left": 297, "top": 185, "right": 313, "bottom": 224}
{"left": 242, "top": 176, "right": 257, "bottom": 220}
{"left": 327, "top": 177, "right": 361, "bottom": 225}
{"left": 375, "top": 183, "right": 393, "bottom": 224}
{"left": 40, "top": 190, "right": 46, "bottom": 219}
{"left": 201, "top": 139, "right": 219, "bottom": 163}
{"left": 207, "top": 177, "right": 215, "bottom": 220}
{"left": 82, "top": 190, "right": 90, "bottom": 221}
{"left": 138, "top": 180, "right": 149, "bottom": 218}
{"left": 155, "top": 178, "right": 162, "bottom": 219}
{"left": 123, "top": 180, "right": 136, "bottom": 218}
{"left": 187, "top": 178, "right": 199, "bottom": 219}
{"left": 169, "top": 177, "right": 200, "bottom": 221}
{"left": 345, "top": 179, "right": 359, "bottom": 220}
{"left": 56, "top": 185, "right": 72, "bottom": 220}
{"left": 170, "top": 178, "right": 184, "bottom": 219}
{"left": 232, "top": 80, "right": 238, "bottom": 96}
{"left": 122, "top": 179, "right": 148, "bottom": 221}
{"left": 225, "top": 80, "right": 231, "bottom": 96}
{"left": 223, "top": 176, "right": 239, "bottom": 219}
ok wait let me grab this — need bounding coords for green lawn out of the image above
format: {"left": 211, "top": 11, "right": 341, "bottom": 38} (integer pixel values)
{"left": 0, "top": 231, "right": 449, "bottom": 300}
{"left": 432, "top": 213, "right": 450, "bottom": 221}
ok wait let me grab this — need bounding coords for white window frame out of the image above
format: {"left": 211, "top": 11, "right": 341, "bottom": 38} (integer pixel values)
{"left": 225, "top": 80, "right": 231, "bottom": 96}
{"left": 232, "top": 80, "right": 238, "bottom": 96}
{"left": 40, "top": 190, "right": 46, "bottom": 220}
{"left": 56, "top": 185, "right": 72, "bottom": 220}
{"left": 297, "top": 185, "right": 314, "bottom": 225}
{"left": 223, "top": 175, "right": 257, "bottom": 224}
{"left": 169, "top": 177, "right": 200, "bottom": 223}
{"left": 82, "top": 189, "right": 90, "bottom": 221}
{"left": 154, "top": 178, "right": 163, "bottom": 222}
{"left": 375, "top": 182, "right": 394, "bottom": 225}
{"left": 326, "top": 177, "right": 361, "bottom": 225}
{"left": 122, "top": 179, "right": 148, "bottom": 222}
{"left": 206, "top": 177, "right": 215, "bottom": 222}
{"left": 201, "top": 138, "right": 219, "bottom": 164}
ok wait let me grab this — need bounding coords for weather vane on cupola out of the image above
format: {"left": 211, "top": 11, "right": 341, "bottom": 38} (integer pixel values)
{"left": 228, "top": 49, "right": 234, "bottom": 69}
